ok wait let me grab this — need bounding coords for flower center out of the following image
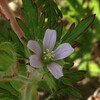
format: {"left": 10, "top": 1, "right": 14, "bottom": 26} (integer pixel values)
{"left": 42, "top": 49, "right": 55, "bottom": 64}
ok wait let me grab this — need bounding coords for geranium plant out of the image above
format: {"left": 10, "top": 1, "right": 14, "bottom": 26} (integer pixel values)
{"left": 0, "top": 0, "right": 95, "bottom": 100}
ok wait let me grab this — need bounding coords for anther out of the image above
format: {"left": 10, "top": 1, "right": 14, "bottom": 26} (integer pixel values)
{"left": 51, "top": 51, "right": 54, "bottom": 53}
{"left": 49, "top": 56, "right": 51, "bottom": 59}
{"left": 43, "top": 51, "right": 46, "bottom": 54}
{"left": 44, "top": 57, "right": 47, "bottom": 60}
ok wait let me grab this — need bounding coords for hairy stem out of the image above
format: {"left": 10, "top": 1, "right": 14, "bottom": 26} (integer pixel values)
{"left": 23, "top": 83, "right": 33, "bottom": 100}
{"left": 0, "top": 0, "right": 25, "bottom": 44}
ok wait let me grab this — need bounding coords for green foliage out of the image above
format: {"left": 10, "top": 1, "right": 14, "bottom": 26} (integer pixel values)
{"left": 60, "top": 78, "right": 73, "bottom": 86}
{"left": 0, "top": 0, "right": 97, "bottom": 100}
{"left": 62, "top": 15, "right": 95, "bottom": 44}
{"left": 58, "top": 87, "right": 83, "bottom": 99}
{"left": 0, "top": 82, "right": 21, "bottom": 100}
{"left": 0, "top": 42, "right": 16, "bottom": 71}
{"left": 42, "top": 0, "right": 62, "bottom": 27}
{"left": 36, "top": 0, "right": 46, "bottom": 7}
{"left": 45, "top": 74, "right": 57, "bottom": 92}
{"left": 22, "top": 0, "right": 38, "bottom": 35}
{"left": 87, "top": 63, "right": 100, "bottom": 77}
{"left": 56, "top": 22, "right": 63, "bottom": 41}
{"left": 64, "top": 70, "right": 86, "bottom": 81}
{"left": 59, "top": 0, "right": 100, "bottom": 79}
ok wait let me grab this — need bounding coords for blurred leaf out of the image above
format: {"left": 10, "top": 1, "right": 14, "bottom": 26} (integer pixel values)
{"left": 0, "top": 21, "right": 10, "bottom": 42}
{"left": 10, "top": 80, "right": 22, "bottom": 90}
{"left": 78, "top": 61, "right": 87, "bottom": 70}
{"left": 0, "top": 81, "right": 21, "bottom": 100}
{"left": 44, "top": 0, "right": 62, "bottom": 27}
{"left": 0, "top": 42, "right": 16, "bottom": 71}
{"left": 36, "top": 0, "right": 46, "bottom": 7}
{"left": 64, "top": 0, "right": 85, "bottom": 18}
{"left": 52, "top": 1, "right": 62, "bottom": 18}
{"left": 45, "top": 74, "right": 57, "bottom": 92}
{"left": 38, "top": 80, "right": 50, "bottom": 91}
{"left": 87, "top": 63, "right": 100, "bottom": 77}
{"left": 19, "top": 65, "right": 27, "bottom": 76}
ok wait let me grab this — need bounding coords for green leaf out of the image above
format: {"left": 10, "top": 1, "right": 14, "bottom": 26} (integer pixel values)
{"left": 17, "top": 19, "right": 34, "bottom": 40}
{"left": 60, "top": 78, "right": 73, "bottom": 86}
{"left": 63, "top": 62, "right": 74, "bottom": 69}
{"left": 0, "top": 42, "right": 16, "bottom": 71}
{"left": 45, "top": 74, "right": 57, "bottom": 92}
{"left": 64, "top": 70, "right": 86, "bottom": 81}
{"left": 0, "top": 81, "right": 21, "bottom": 99}
{"left": 58, "top": 87, "right": 83, "bottom": 99}
{"left": 44, "top": 0, "right": 62, "bottom": 27}
{"left": 38, "top": 80, "right": 50, "bottom": 91}
{"left": 37, "top": 13, "right": 45, "bottom": 39}
{"left": 51, "top": 1, "right": 62, "bottom": 18}
{"left": 22, "top": 0, "right": 38, "bottom": 35}
{"left": 62, "top": 23, "right": 75, "bottom": 43}
{"left": 56, "top": 22, "right": 63, "bottom": 41}
{"left": 10, "top": 80, "right": 22, "bottom": 90}
{"left": 87, "top": 63, "right": 100, "bottom": 77}
{"left": 62, "top": 14, "right": 95, "bottom": 43}
{"left": 0, "top": 21, "right": 10, "bottom": 40}
{"left": 67, "top": 87, "right": 83, "bottom": 99}
{"left": 36, "top": 0, "right": 46, "bottom": 7}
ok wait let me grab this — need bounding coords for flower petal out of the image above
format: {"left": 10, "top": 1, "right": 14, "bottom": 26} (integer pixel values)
{"left": 43, "top": 29, "right": 56, "bottom": 51}
{"left": 54, "top": 43, "right": 74, "bottom": 60}
{"left": 47, "top": 62, "right": 63, "bottom": 79}
{"left": 27, "top": 40, "right": 41, "bottom": 55}
{"left": 29, "top": 55, "right": 43, "bottom": 68}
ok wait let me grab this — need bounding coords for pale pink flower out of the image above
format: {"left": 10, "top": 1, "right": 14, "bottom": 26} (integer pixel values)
{"left": 27, "top": 29, "right": 74, "bottom": 79}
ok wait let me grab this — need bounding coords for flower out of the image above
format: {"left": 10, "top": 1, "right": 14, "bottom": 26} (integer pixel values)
{"left": 27, "top": 29, "right": 74, "bottom": 79}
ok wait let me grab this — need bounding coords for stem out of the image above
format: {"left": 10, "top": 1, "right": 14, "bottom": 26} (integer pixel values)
{"left": 23, "top": 83, "right": 33, "bottom": 100}
{"left": 0, "top": 0, "right": 25, "bottom": 44}
{"left": 45, "top": 95, "right": 53, "bottom": 100}
{"left": 16, "top": 74, "right": 31, "bottom": 82}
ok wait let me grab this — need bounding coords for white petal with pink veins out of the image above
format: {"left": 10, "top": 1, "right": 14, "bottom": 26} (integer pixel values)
{"left": 27, "top": 40, "right": 41, "bottom": 55}
{"left": 54, "top": 43, "right": 74, "bottom": 60}
{"left": 47, "top": 62, "right": 63, "bottom": 79}
{"left": 30, "top": 55, "right": 43, "bottom": 68}
{"left": 43, "top": 29, "right": 56, "bottom": 51}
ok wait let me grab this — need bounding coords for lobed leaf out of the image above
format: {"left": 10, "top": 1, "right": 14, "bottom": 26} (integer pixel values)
{"left": 0, "top": 42, "right": 16, "bottom": 71}
{"left": 36, "top": 0, "right": 46, "bottom": 8}
{"left": 62, "top": 14, "right": 95, "bottom": 43}
{"left": 64, "top": 70, "right": 86, "bottom": 81}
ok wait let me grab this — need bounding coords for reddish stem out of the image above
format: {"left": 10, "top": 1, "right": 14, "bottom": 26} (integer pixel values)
{"left": 0, "top": 0, "right": 25, "bottom": 44}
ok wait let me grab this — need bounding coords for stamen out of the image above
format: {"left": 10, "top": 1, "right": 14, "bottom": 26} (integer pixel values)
{"left": 44, "top": 57, "right": 47, "bottom": 60}
{"left": 49, "top": 56, "right": 51, "bottom": 59}
{"left": 43, "top": 49, "right": 55, "bottom": 62}
{"left": 43, "top": 51, "right": 46, "bottom": 54}
{"left": 51, "top": 51, "right": 54, "bottom": 53}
